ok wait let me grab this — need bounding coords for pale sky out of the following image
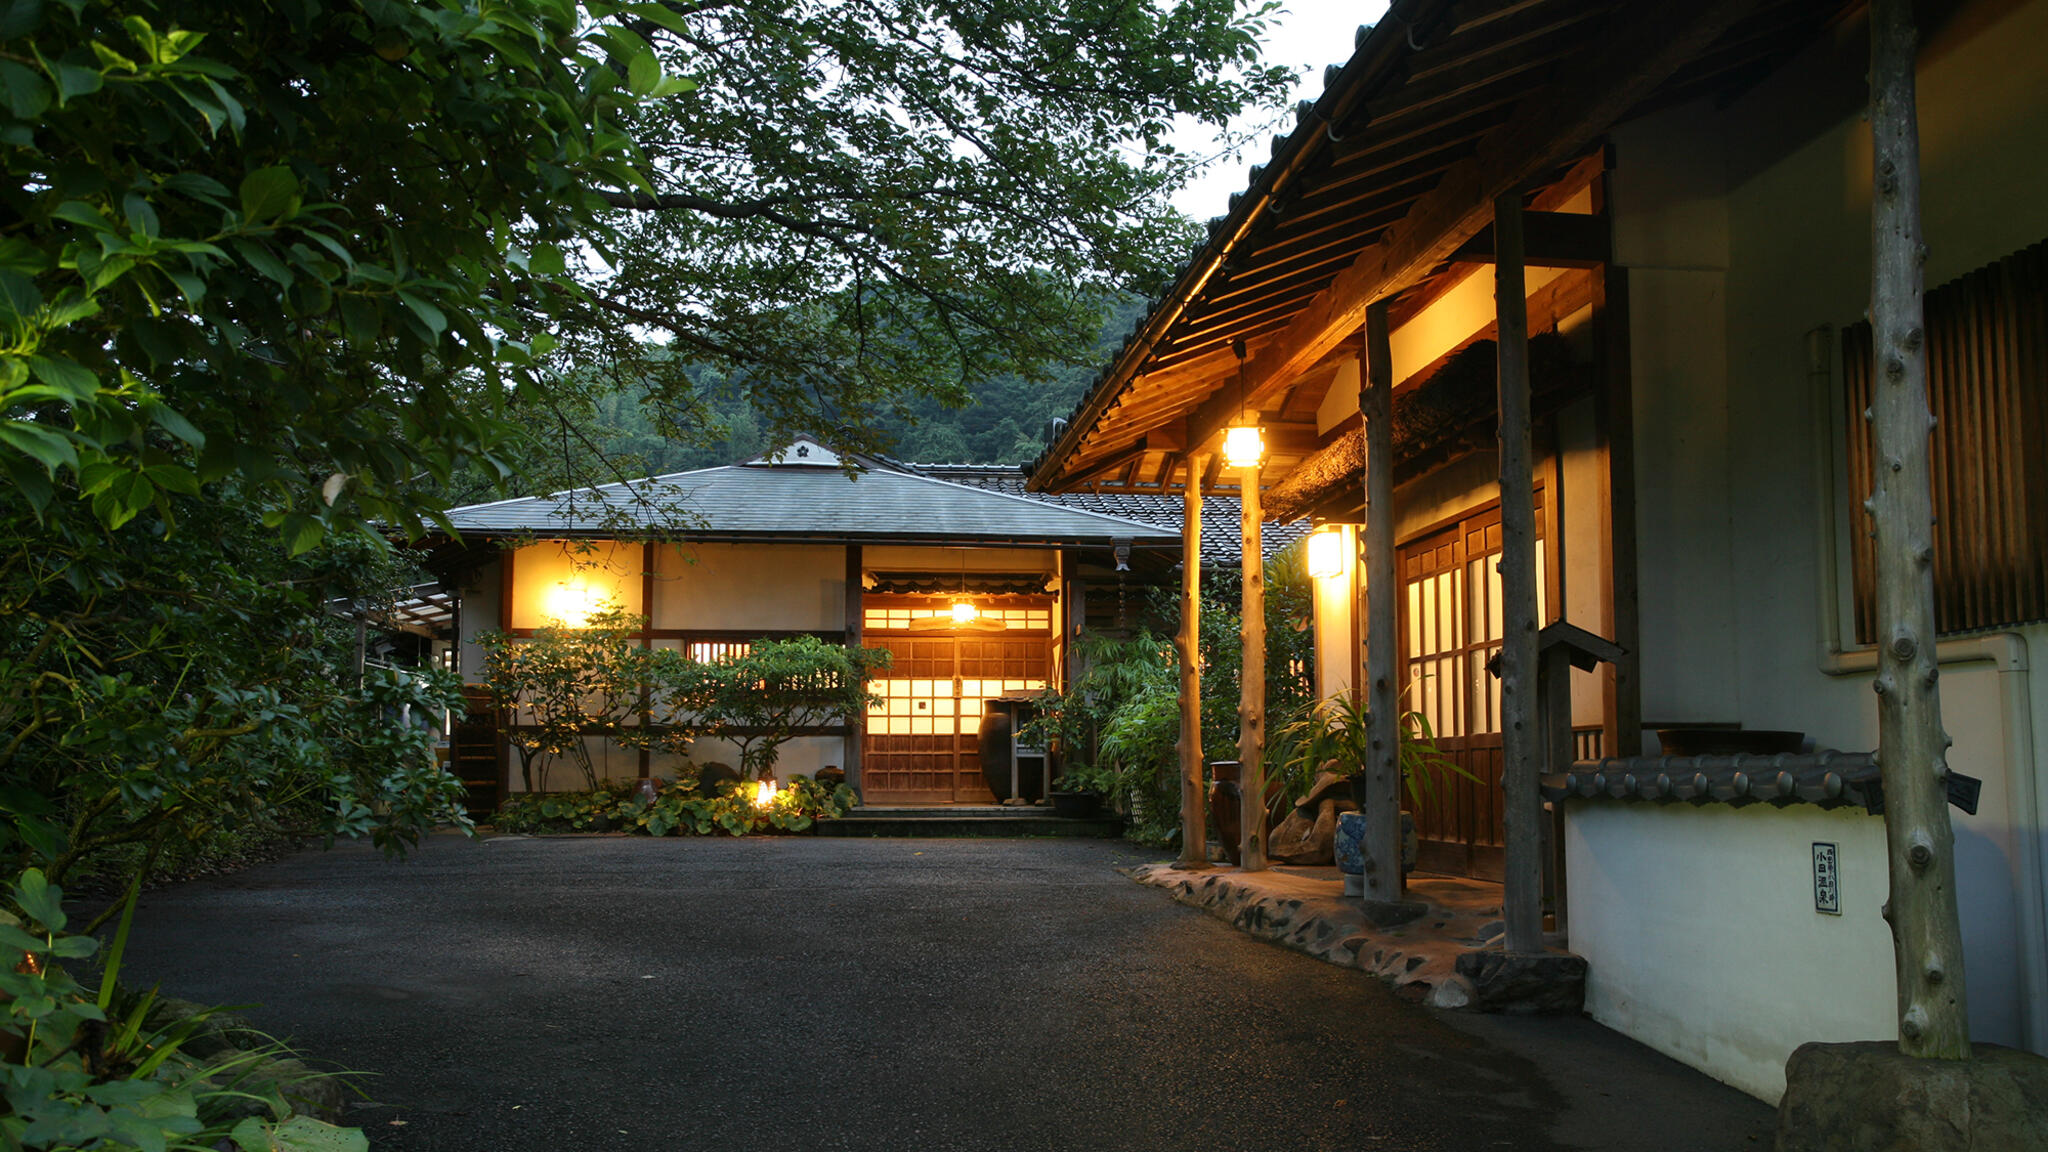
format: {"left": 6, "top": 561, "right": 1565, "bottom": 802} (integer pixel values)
{"left": 1169, "top": 0, "right": 1394, "bottom": 220}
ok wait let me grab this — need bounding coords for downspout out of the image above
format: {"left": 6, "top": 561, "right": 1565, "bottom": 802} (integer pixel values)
{"left": 1807, "top": 325, "right": 2047, "bottom": 1054}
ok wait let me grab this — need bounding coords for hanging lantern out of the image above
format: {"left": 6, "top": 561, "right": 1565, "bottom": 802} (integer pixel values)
{"left": 1306, "top": 527, "right": 1345, "bottom": 580}
{"left": 950, "top": 599, "right": 979, "bottom": 624}
{"left": 1221, "top": 424, "right": 1265, "bottom": 469}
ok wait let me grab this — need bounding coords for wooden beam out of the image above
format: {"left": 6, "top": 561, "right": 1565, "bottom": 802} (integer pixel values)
{"left": 1184, "top": 0, "right": 1764, "bottom": 453}
{"left": 1361, "top": 304, "right": 1402, "bottom": 903}
{"left": 844, "top": 544, "right": 865, "bottom": 794}
{"left": 1240, "top": 463, "right": 1268, "bottom": 871}
{"left": 1868, "top": 0, "right": 1970, "bottom": 1059}
{"left": 1494, "top": 192, "right": 1545, "bottom": 956}
{"left": 1176, "top": 460, "right": 1210, "bottom": 869}
{"left": 1449, "top": 210, "right": 1611, "bottom": 268}
{"left": 1597, "top": 265, "right": 1643, "bottom": 761}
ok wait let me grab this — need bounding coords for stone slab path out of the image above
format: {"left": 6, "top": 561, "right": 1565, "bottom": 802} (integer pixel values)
{"left": 117, "top": 835, "right": 1773, "bottom": 1151}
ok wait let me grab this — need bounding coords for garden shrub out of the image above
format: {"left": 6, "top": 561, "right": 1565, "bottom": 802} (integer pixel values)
{"left": 492, "top": 776, "right": 855, "bottom": 837}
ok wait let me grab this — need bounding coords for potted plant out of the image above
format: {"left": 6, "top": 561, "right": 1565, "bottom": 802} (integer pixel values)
{"left": 1277, "top": 694, "right": 1475, "bottom": 868}
{"left": 1047, "top": 763, "right": 1114, "bottom": 819}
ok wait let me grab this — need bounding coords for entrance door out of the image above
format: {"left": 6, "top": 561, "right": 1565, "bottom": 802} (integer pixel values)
{"left": 861, "top": 602, "right": 1052, "bottom": 804}
{"left": 1398, "top": 504, "right": 1544, "bottom": 879}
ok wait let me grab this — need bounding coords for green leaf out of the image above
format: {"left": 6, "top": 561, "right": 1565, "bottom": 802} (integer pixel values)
{"left": 0, "top": 420, "right": 78, "bottom": 476}
{"left": 281, "top": 513, "right": 323, "bottom": 556}
{"left": 26, "top": 354, "right": 95, "bottom": 399}
{"left": 53, "top": 62, "right": 100, "bottom": 102}
{"left": 14, "top": 868, "right": 62, "bottom": 930}
{"left": 247, "top": 1113, "right": 373, "bottom": 1151}
{"left": 0, "top": 60, "right": 48, "bottom": 118}
{"left": 49, "top": 199, "right": 109, "bottom": 230}
{"left": 0, "top": 268, "right": 40, "bottom": 321}
{"left": 626, "top": 49, "right": 660, "bottom": 96}
{"left": 239, "top": 166, "right": 300, "bottom": 223}
{"left": 396, "top": 291, "right": 446, "bottom": 340}
{"left": 122, "top": 192, "right": 158, "bottom": 238}
{"left": 146, "top": 402, "right": 204, "bottom": 447}
{"left": 529, "top": 245, "right": 566, "bottom": 276}
{"left": 0, "top": 0, "right": 45, "bottom": 40}
{"left": 233, "top": 239, "right": 293, "bottom": 286}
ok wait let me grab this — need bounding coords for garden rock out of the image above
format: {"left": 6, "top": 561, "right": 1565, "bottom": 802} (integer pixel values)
{"left": 696, "top": 762, "right": 740, "bottom": 797}
{"left": 1774, "top": 1041, "right": 2048, "bottom": 1152}
{"left": 1269, "top": 797, "right": 1345, "bottom": 865}
{"left": 1452, "top": 947, "right": 1588, "bottom": 1015}
{"left": 815, "top": 766, "right": 846, "bottom": 789}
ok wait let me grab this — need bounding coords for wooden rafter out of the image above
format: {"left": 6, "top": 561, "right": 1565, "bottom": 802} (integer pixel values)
{"left": 1181, "top": 0, "right": 1765, "bottom": 455}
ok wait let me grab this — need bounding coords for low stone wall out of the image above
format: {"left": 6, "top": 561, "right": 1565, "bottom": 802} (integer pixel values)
{"left": 1125, "top": 863, "right": 1510, "bottom": 1009}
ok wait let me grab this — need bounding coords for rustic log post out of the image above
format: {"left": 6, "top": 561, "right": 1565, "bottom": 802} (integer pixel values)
{"left": 1240, "top": 463, "right": 1269, "bottom": 871}
{"left": 1869, "top": 0, "right": 1969, "bottom": 1059}
{"left": 1495, "top": 190, "right": 1545, "bottom": 955}
{"left": 1361, "top": 302, "right": 1403, "bottom": 901}
{"left": 1176, "top": 457, "right": 1210, "bottom": 868}
{"left": 844, "top": 544, "right": 865, "bottom": 792}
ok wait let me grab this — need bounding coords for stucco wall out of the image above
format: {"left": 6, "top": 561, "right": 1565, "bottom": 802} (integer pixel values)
{"left": 652, "top": 542, "right": 846, "bottom": 631}
{"left": 1566, "top": 801, "right": 1897, "bottom": 1103}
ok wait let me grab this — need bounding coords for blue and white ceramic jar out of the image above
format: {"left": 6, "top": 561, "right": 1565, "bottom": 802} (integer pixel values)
{"left": 1334, "top": 810, "right": 1366, "bottom": 875}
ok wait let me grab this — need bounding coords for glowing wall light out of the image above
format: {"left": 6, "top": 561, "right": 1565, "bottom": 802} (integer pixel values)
{"left": 1221, "top": 424, "right": 1265, "bottom": 469}
{"left": 1306, "top": 527, "right": 1345, "bottom": 581}
{"left": 545, "top": 579, "right": 616, "bottom": 627}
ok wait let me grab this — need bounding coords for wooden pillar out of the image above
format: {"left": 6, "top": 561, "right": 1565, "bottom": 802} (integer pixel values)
{"left": 1869, "top": 0, "right": 1969, "bottom": 1059}
{"left": 1598, "top": 266, "right": 1643, "bottom": 759}
{"left": 1360, "top": 302, "right": 1403, "bottom": 901}
{"left": 844, "top": 544, "right": 865, "bottom": 791}
{"left": 1176, "top": 459, "right": 1209, "bottom": 868}
{"left": 1240, "top": 463, "right": 1268, "bottom": 871}
{"left": 1495, "top": 190, "right": 1545, "bottom": 955}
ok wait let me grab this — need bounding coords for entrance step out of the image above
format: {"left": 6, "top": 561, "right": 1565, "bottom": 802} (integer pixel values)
{"left": 818, "top": 805, "right": 1124, "bottom": 839}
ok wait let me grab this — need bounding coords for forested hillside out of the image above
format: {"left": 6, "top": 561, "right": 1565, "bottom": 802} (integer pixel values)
{"left": 582, "top": 293, "right": 1150, "bottom": 476}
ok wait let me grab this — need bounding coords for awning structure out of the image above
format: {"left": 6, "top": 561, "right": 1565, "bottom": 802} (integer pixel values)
{"left": 1026, "top": 0, "right": 1856, "bottom": 500}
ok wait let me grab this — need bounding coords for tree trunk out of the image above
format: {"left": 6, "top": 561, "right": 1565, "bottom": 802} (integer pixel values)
{"left": 1869, "top": 0, "right": 1970, "bottom": 1059}
{"left": 1177, "top": 459, "right": 1209, "bottom": 867}
{"left": 1361, "top": 302, "right": 1404, "bottom": 901}
{"left": 1240, "top": 464, "right": 1268, "bottom": 871}
{"left": 1495, "top": 191, "right": 1545, "bottom": 955}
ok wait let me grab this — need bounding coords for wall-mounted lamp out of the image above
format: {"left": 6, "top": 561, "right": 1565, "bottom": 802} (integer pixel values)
{"left": 545, "top": 579, "right": 612, "bottom": 627}
{"left": 1306, "top": 527, "right": 1345, "bottom": 580}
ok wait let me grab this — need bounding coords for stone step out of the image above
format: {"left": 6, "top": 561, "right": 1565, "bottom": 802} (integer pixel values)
{"left": 817, "top": 810, "right": 1124, "bottom": 838}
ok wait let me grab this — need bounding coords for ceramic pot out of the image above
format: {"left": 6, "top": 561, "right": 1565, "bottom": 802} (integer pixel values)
{"left": 1334, "top": 811, "right": 1366, "bottom": 876}
{"left": 1208, "top": 760, "right": 1242, "bottom": 866}
{"left": 1049, "top": 791, "right": 1102, "bottom": 819}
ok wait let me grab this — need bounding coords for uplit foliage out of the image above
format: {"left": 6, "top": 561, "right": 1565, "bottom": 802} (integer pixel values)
{"left": 493, "top": 774, "right": 857, "bottom": 836}
{"left": 649, "top": 635, "right": 890, "bottom": 780}
{"left": 1028, "top": 542, "right": 1317, "bottom": 845}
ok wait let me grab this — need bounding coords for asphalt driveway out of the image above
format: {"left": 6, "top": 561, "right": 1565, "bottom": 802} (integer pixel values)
{"left": 117, "top": 835, "right": 1774, "bottom": 1150}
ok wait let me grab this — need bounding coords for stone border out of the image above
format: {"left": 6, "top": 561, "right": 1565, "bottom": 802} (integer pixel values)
{"left": 1125, "top": 862, "right": 1508, "bottom": 1009}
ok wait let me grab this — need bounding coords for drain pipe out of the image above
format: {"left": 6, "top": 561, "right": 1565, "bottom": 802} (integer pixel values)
{"left": 1807, "top": 326, "right": 2048, "bottom": 1053}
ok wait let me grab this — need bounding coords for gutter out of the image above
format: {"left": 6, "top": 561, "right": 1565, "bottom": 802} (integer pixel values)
{"left": 1806, "top": 326, "right": 2047, "bottom": 1054}
{"left": 1026, "top": 0, "right": 1455, "bottom": 493}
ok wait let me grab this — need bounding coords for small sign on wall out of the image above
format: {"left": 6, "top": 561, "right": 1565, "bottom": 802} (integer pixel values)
{"left": 1812, "top": 842, "right": 1841, "bottom": 915}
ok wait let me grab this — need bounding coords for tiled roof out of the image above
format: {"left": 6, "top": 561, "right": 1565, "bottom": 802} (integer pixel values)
{"left": 908, "top": 464, "right": 1313, "bottom": 568}
{"left": 441, "top": 443, "right": 1178, "bottom": 548}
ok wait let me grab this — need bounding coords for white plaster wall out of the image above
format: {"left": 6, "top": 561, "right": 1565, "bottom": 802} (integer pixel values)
{"left": 1310, "top": 524, "right": 1357, "bottom": 702}
{"left": 1566, "top": 802, "right": 1896, "bottom": 1103}
{"left": 653, "top": 543, "right": 845, "bottom": 631}
{"left": 455, "top": 558, "right": 501, "bottom": 683}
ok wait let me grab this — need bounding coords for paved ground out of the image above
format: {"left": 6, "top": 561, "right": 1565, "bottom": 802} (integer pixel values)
{"left": 117, "top": 835, "right": 1775, "bottom": 1151}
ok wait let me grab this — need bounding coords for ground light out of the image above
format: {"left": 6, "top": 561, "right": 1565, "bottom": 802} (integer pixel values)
{"left": 754, "top": 777, "right": 779, "bottom": 806}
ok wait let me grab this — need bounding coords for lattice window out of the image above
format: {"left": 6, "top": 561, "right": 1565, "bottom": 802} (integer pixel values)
{"left": 863, "top": 606, "right": 1052, "bottom": 632}
{"left": 1844, "top": 239, "right": 2048, "bottom": 641}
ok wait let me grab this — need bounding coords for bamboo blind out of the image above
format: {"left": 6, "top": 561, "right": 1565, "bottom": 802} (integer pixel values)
{"left": 1845, "top": 239, "right": 2048, "bottom": 642}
